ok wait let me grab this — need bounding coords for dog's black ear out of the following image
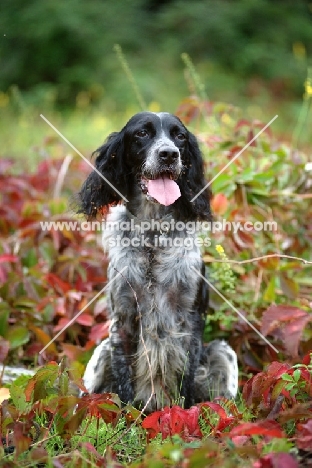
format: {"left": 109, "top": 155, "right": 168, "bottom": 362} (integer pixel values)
{"left": 177, "top": 131, "right": 212, "bottom": 221}
{"left": 78, "top": 131, "right": 129, "bottom": 218}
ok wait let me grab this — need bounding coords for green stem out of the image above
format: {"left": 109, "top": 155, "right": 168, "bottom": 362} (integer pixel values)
{"left": 114, "top": 44, "right": 147, "bottom": 111}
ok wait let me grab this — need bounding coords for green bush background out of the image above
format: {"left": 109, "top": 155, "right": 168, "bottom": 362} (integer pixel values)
{"left": 1, "top": 0, "right": 311, "bottom": 109}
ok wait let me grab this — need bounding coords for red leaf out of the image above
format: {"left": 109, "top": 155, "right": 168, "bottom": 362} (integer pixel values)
{"left": 46, "top": 273, "right": 71, "bottom": 294}
{"left": 177, "top": 406, "right": 202, "bottom": 438}
{"left": 142, "top": 405, "right": 202, "bottom": 441}
{"left": 13, "top": 422, "right": 32, "bottom": 456}
{"left": 228, "top": 145, "right": 244, "bottom": 160}
{"left": 266, "top": 361, "right": 291, "bottom": 380}
{"left": 229, "top": 420, "right": 284, "bottom": 438}
{"left": 29, "top": 447, "right": 48, "bottom": 462}
{"left": 232, "top": 229, "right": 254, "bottom": 249}
{"left": 223, "top": 400, "right": 244, "bottom": 419}
{"left": 302, "top": 351, "right": 312, "bottom": 366}
{"left": 142, "top": 410, "right": 162, "bottom": 439}
{"left": 211, "top": 194, "right": 228, "bottom": 215}
{"left": 200, "top": 402, "right": 227, "bottom": 419}
{"left": 62, "top": 343, "right": 84, "bottom": 361}
{"left": 93, "top": 297, "right": 108, "bottom": 316}
{"left": 0, "top": 265, "right": 7, "bottom": 284}
{"left": 231, "top": 435, "right": 249, "bottom": 446}
{"left": 28, "top": 325, "right": 58, "bottom": 354}
{"left": 0, "top": 254, "right": 18, "bottom": 263}
{"left": 89, "top": 322, "right": 110, "bottom": 342}
{"left": 261, "top": 305, "right": 310, "bottom": 334}
{"left": 54, "top": 317, "right": 71, "bottom": 332}
{"left": 76, "top": 314, "right": 94, "bottom": 327}
{"left": 80, "top": 442, "right": 104, "bottom": 461}
{"left": 243, "top": 362, "right": 291, "bottom": 407}
{"left": 253, "top": 453, "right": 298, "bottom": 468}
{"left": 235, "top": 119, "right": 251, "bottom": 130}
{"left": 76, "top": 393, "right": 121, "bottom": 424}
{"left": 261, "top": 305, "right": 312, "bottom": 357}
{"left": 200, "top": 401, "right": 235, "bottom": 432}
{"left": 246, "top": 129, "right": 257, "bottom": 146}
{"left": 25, "top": 378, "right": 36, "bottom": 402}
{"left": 296, "top": 419, "right": 312, "bottom": 450}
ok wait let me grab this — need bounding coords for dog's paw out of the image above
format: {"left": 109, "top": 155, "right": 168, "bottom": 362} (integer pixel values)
{"left": 195, "top": 339, "right": 238, "bottom": 401}
{"left": 82, "top": 338, "right": 113, "bottom": 395}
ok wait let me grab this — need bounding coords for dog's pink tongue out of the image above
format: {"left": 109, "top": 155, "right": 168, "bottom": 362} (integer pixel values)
{"left": 147, "top": 175, "right": 181, "bottom": 206}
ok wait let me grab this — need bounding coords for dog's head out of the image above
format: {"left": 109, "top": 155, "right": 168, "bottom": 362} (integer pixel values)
{"left": 79, "top": 112, "right": 211, "bottom": 221}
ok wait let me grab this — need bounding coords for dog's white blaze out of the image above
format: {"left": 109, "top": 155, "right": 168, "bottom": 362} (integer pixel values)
{"left": 143, "top": 130, "right": 182, "bottom": 178}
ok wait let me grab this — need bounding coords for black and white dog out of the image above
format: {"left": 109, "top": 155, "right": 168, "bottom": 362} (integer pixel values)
{"left": 79, "top": 112, "right": 238, "bottom": 412}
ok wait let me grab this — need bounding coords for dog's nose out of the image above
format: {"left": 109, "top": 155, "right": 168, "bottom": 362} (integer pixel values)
{"left": 158, "top": 147, "right": 179, "bottom": 164}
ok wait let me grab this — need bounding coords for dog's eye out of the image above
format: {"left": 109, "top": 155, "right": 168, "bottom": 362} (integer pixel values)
{"left": 176, "top": 133, "right": 186, "bottom": 141}
{"left": 135, "top": 130, "right": 148, "bottom": 138}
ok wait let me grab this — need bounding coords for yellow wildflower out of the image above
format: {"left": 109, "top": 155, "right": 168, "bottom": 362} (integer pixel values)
{"left": 304, "top": 79, "right": 312, "bottom": 98}
{"left": 215, "top": 244, "right": 224, "bottom": 254}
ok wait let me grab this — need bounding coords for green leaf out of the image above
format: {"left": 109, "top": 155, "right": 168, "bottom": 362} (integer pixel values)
{"left": 6, "top": 326, "right": 30, "bottom": 349}
{"left": 10, "top": 375, "right": 33, "bottom": 413}
{"left": 296, "top": 277, "right": 312, "bottom": 285}
{"left": 39, "top": 239, "right": 56, "bottom": 266}
{"left": 42, "top": 303, "right": 55, "bottom": 322}
{"left": 49, "top": 198, "right": 67, "bottom": 215}
{"left": 279, "top": 273, "right": 299, "bottom": 300}
{"left": 293, "top": 369, "right": 301, "bottom": 382}
{"left": 211, "top": 173, "right": 236, "bottom": 194}
{"left": 0, "top": 305, "right": 10, "bottom": 337}
{"left": 218, "top": 140, "right": 233, "bottom": 150}
{"left": 271, "top": 379, "right": 287, "bottom": 400}
{"left": 280, "top": 373, "right": 293, "bottom": 382}
{"left": 22, "top": 248, "right": 37, "bottom": 268}
{"left": 279, "top": 262, "right": 302, "bottom": 271}
{"left": 59, "top": 372, "right": 69, "bottom": 396}
{"left": 145, "top": 461, "right": 165, "bottom": 468}
{"left": 25, "top": 363, "right": 60, "bottom": 402}
{"left": 248, "top": 189, "right": 271, "bottom": 196}
{"left": 290, "top": 388, "right": 298, "bottom": 397}
{"left": 285, "top": 382, "right": 296, "bottom": 391}
{"left": 236, "top": 169, "right": 256, "bottom": 183}
{"left": 252, "top": 171, "right": 275, "bottom": 183}
{"left": 13, "top": 298, "right": 36, "bottom": 309}
{"left": 263, "top": 277, "right": 276, "bottom": 302}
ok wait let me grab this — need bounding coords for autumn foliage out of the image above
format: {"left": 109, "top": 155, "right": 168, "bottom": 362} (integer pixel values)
{"left": 0, "top": 98, "right": 311, "bottom": 466}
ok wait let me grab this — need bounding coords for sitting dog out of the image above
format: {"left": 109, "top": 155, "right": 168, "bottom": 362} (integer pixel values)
{"left": 79, "top": 111, "right": 238, "bottom": 412}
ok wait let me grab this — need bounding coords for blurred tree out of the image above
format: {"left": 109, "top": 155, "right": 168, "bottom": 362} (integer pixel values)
{"left": 154, "top": 0, "right": 312, "bottom": 94}
{"left": 0, "top": 0, "right": 311, "bottom": 106}
{"left": 0, "top": 0, "right": 151, "bottom": 103}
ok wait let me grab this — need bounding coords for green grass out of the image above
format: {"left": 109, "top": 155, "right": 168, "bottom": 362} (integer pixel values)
{"left": 41, "top": 416, "right": 147, "bottom": 464}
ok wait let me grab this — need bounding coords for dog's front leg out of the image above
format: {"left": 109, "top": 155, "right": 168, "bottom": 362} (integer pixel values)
{"left": 180, "top": 264, "right": 208, "bottom": 408}
{"left": 179, "top": 335, "right": 202, "bottom": 408}
{"left": 179, "top": 367, "right": 194, "bottom": 408}
{"left": 110, "top": 319, "right": 134, "bottom": 403}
